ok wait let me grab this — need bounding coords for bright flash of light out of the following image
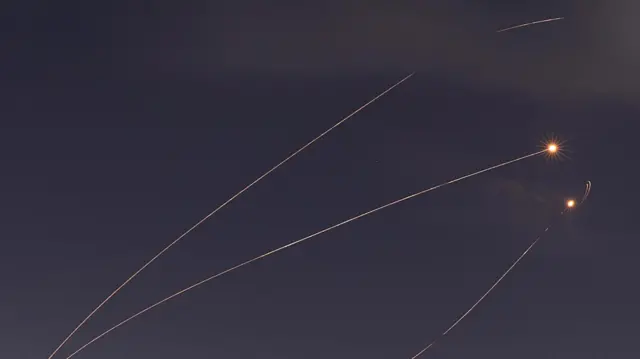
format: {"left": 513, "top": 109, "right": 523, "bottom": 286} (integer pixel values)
{"left": 46, "top": 73, "right": 416, "bottom": 359}
{"left": 539, "top": 134, "right": 569, "bottom": 162}
{"left": 64, "top": 149, "right": 546, "bottom": 359}
{"left": 567, "top": 199, "right": 575, "bottom": 208}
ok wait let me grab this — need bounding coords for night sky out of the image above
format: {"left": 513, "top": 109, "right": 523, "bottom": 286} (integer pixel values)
{"left": 2, "top": 1, "right": 638, "bottom": 358}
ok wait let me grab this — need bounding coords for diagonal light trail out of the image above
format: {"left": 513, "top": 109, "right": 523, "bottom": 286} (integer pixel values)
{"left": 497, "top": 17, "right": 564, "bottom": 33}
{"left": 46, "top": 72, "right": 415, "bottom": 359}
{"left": 410, "top": 235, "right": 543, "bottom": 359}
{"left": 410, "top": 182, "right": 591, "bottom": 358}
{"left": 65, "top": 148, "right": 548, "bottom": 359}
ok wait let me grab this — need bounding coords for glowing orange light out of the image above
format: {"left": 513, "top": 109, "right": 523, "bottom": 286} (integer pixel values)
{"left": 566, "top": 199, "right": 575, "bottom": 208}
{"left": 547, "top": 144, "right": 558, "bottom": 153}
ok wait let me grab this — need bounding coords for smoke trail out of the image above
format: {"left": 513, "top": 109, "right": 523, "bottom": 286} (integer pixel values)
{"left": 580, "top": 181, "right": 591, "bottom": 204}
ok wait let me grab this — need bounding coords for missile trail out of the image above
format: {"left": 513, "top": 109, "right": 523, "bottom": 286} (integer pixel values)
{"left": 46, "top": 72, "right": 415, "bottom": 359}
{"left": 497, "top": 17, "right": 564, "bottom": 33}
{"left": 64, "top": 149, "right": 548, "bottom": 359}
{"left": 409, "top": 183, "right": 591, "bottom": 358}
{"left": 410, "top": 235, "right": 543, "bottom": 359}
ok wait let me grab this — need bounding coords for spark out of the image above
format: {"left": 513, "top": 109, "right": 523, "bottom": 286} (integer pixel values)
{"left": 497, "top": 17, "right": 564, "bottom": 33}
{"left": 64, "top": 149, "right": 547, "bottom": 359}
{"left": 409, "top": 191, "right": 589, "bottom": 358}
{"left": 46, "top": 73, "right": 415, "bottom": 359}
{"left": 566, "top": 199, "right": 575, "bottom": 208}
{"left": 539, "top": 134, "right": 569, "bottom": 162}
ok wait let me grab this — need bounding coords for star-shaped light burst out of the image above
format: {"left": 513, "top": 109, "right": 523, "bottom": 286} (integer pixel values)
{"left": 540, "top": 134, "right": 569, "bottom": 161}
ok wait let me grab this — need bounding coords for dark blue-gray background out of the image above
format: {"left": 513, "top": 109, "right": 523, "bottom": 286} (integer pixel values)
{"left": 1, "top": 1, "right": 637, "bottom": 358}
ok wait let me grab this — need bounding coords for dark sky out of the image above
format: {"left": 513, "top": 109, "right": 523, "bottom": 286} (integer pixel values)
{"left": 1, "top": 1, "right": 638, "bottom": 358}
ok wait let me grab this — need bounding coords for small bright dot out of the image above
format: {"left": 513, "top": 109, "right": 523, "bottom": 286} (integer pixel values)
{"left": 566, "top": 199, "right": 575, "bottom": 208}
{"left": 548, "top": 144, "right": 558, "bottom": 153}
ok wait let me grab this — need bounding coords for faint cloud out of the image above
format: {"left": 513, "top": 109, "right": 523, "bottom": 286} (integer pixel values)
{"left": 123, "top": 1, "right": 640, "bottom": 103}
